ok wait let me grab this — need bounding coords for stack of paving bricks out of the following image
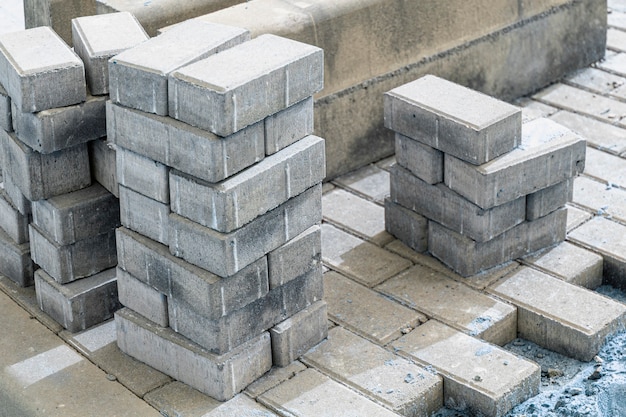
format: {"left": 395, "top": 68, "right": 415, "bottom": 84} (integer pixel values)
{"left": 384, "top": 75, "right": 587, "bottom": 277}
{"left": 107, "top": 20, "right": 328, "bottom": 401}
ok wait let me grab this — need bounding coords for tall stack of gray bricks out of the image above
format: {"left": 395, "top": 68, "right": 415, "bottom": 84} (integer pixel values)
{"left": 107, "top": 20, "right": 328, "bottom": 400}
{"left": 384, "top": 75, "right": 587, "bottom": 277}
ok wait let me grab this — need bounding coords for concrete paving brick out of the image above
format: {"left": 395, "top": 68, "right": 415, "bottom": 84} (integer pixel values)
{"left": 584, "top": 146, "right": 626, "bottom": 188}
{"left": 322, "top": 223, "right": 411, "bottom": 287}
{"left": 246, "top": 361, "right": 307, "bottom": 398}
{"left": 11, "top": 94, "right": 107, "bottom": 154}
{"left": 170, "top": 135, "right": 325, "bottom": 233}
{"left": 29, "top": 224, "right": 117, "bottom": 284}
{"left": 521, "top": 241, "right": 603, "bottom": 289}
{"left": 143, "top": 381, "right": 221, "bottom": 417}
{"left": 597, "top": 51, "right": 626, "bottom": 77}
{"left": 609, "top": 10, "right": 626, "bottom": 29}
{"left": 0, "top": 224, "right": 34, "bottom": 287}
{"left": 31, "top": 183, "right": 120, "bottom": 245}
{"left": 117, "top": 146, "right": 169, "bottom": 203}
{"left": 391, "top": 164, "right": 526, "bottom": 242}
{"left": 384, "top": 198, "right": 428, "bottom": 253}
{"left": 170, "top": 184, "right": 321, "bottom": 277}
{"left": 566, "top": 203, "right": 592, "bottom": 232}
{"left": 608, "top": 27, "right": 626, "bottom": 52}
{"left": 0, "top": 81, "right": 11, "bottom": 132}
{"left": 333, "top": 164, "right": 390, "bottom": 204}
{"left": 323, "top": 188, "right": 392, "bottom": 246}
{"left": 169, "top": 34, "right": 323, "bottom": 136}
{"left": 268, "top": 225, "right": 320, "bottom": 289}
{"left": 444, "top": 118, "right": 586, "bottom": 209}
{"left": 489, "top": 266, "right": 626, "bottom": 361}
{"left": 515, "top": 97, "right": 558, "bottom": 122}
{"left": 392, "top": 320, "right": 540, "bottom": 417}
{"left": 117, "top": 267, "right": 168, "bottom": 327}
{"left": 119, "top": 184, "right": 169, "bottom": 245}
{"left": 0, "top": 26, "right": 86, "bottom": 112}
{"left": 0, "top": 187, "right": 30, "bottom": 244}
{"left": 429, "top": 207, "right": 567, "bottom": 277}
{"left": 271, "top": 300, "right": 328, "bottom": 367}
{"left": 568, "top": 216, "right": 626, "bottom": 289}
{"left": 71, "top": 12, "right": 149, "bottom": 95}
{"left": 384, "top": 75, "right": 521, "bottom": 165}
{"left": 265, "top": 96, "right": 314, "bottom": 155}
{"left": 526, "top": 178, "right": 572, "bottom": 221}
{"left": 303, "top": 326, "right": 443, "bottom": 417}
{"left": 550, "top": 110, "right": 626, "bottom": 155}
{"left": 88, "top": 138, "right": 118, "bottom": 197}
{"left": 574, "top": 175, "right": 626, "bottom": 223}
{"left": 116, "top": 227, "right": 269, "bottom": 321}
{"left": 395, "top": 133, "right": 444, "bottom": 184}
{"left": 109, "top": 20, "right": 248, "bottom": 115}
{"left": 107, "top": 101, "right": 264, "bottom": 183}
{"left": 564, "top": 67, "right": 626, "bottom": 96}
{"left": 324, "top": 270, "right": 425, "bottom": 345}
{"left": 258, "top": 368, "right": 399, "bottom": 417}
{"left": 1, "top": 170, "right": 31, "bottom": 215}
{"left": 35, "top": 267, "right": 120, "bottom": 332}
{"left": 168, "top": 266, "right": 322, "bottom": 354}
{"left": 377, "top": 265, "right": 517, "bottom": 346}
{"left": 115, "top": 307, "right": 272, "bottom": 401}
{"left": 204, "top": 393, "right": 279, "bottom": 417}
{"left": 1, "top": 129, "right": 91, "bottom": 201}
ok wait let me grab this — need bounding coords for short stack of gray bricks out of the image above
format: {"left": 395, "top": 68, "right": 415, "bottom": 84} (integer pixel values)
{"left": 384, "top": 75, "right": 587, "bottom": 277}
{"left": 108, "top": 21, "right": 328, "bottom": 401}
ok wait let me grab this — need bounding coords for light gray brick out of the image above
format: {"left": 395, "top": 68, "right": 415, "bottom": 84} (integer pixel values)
{"left": 116, "top": 227, "right": 269, "bottom": 320}
{"left": 1, "top": 129, "right": 91, "bottom": 201}
{"left": 117, "top": 267, "right": 168, "bottom": 327}
{"left": 169, "top": 34, "right": 323, "bottom": 136}
{"left": 271, "top": 300, "right": 328, "bottom": 367}
{"left": 29, "top": 224, "right": 117, "bottom": 284}
{"left": 0, "top": 27, "right": 86, "bottom": 113}
{"left": 444, "top": 118, "right": 586, "bottom": 209}
{"left": 169, "top": 184, "right": 322, "bottom": 277}
{"left": 268, "top": 225, "right": 320, "bottom": 289}
{"left": 0, "top": 81, "right": 11, "bottom": 132}
{"left": 384, "top": 197, "right": 428, "bottom": 253}
{"left": 526, "top": 178, "right": 572, "bottom": 220}
{"left": 384, "top": 75, "right": 521, "bottom": 165}
{"left": 31, "top": 183, "right": 120, "bottom": 245}
{"left": 203, "top": 394, "right": 278, "bottom": 417}
{"left": 0, "top": 187, "right": 30, "bottom": 244}
{"left": 109, "top": 20, "right": 249, "bottom": 115}
{"left": 391, "top": 164, "right": 526, "bottom": 242}
{"left": 106, "top": 101, "right": 264, "bottom": 183}
{"left": 170, "top": 135, "right": 324, "bottom": 233}
{"left": 264, "top": 97, "right": 314, "bottom": 155}
{"left": 71, "top": 12, "right": 149, "bottom": 95}
{"left": 0, "top": 224, "right": 34, "bottom": 287}
{"left": 428, "top": 208, "right": 567, "bottom": 277}
{"left": 119, "top": 185, "right": 169, "bottom": 245}
{"left": 1, "top": 170, "right": 31, "bottom": 215}
{"left": 88, "top": 138, "right": 118, "bottom": 197}
{"left": 117, "top": 146, "right": 169, "bottom": 203}
{"left": 115, "top": 307, "right": 272, "bottom": 401}
{"left": 35, "top": 267, "right": 120, "bottom": 332}
{"left": 395, "top": 133, "right": 444, "bottom": 184}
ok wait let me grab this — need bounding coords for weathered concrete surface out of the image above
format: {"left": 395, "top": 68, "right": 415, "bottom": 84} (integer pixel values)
{"left": 24, "top": 0, "right": 96, "bottom": 45}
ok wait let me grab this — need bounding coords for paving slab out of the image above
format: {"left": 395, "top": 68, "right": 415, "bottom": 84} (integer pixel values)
{"left": 117, "top": 146, "right": 169, "bottom": 203}
{"left": 526, "top": 178, "right": 572, "bottom": 221}
{"left": 573, "top": 175, "right": 626, "bottom": 223}
{"left": 608, "top": 27, "right": 626, "bottom": 52}
{"left": 303, "top": 326, "right": 443, "bottom": 417}
{"left": 268, "top": 225, "right": 320, "bottom": 289}
{"left": 333, "top": 163, "right": 390, "bottom": 204}
{"left": 384, "top": 75, "right": 521, "bottom": 165}
{"left": 392, "top": 320, "right": 540, "bottom": 417}
{"left": 324, "top": 270, "right": 425, "bottom": 346}
{"left": 119, "top": 184, "right": 170, "bottom": 245}
{"left": 204, "top": 393, "right": 279, "bottom": 416}
{"left": 245, "top": 361, "right": 308, "bottom": 398}
{"left": 264, "top": 96, "right": 314, "bottom": 155}
{"left": 608, "top": 10, "right": 626, "bottom": 29}
{"left": 384, "top": 198, "right": 429, "bottom": 253}
{"left": 144, "top": 381, "right": 221, "bottom": 417}
{"left": 515, "top": 97, "right": 558, "bottom": 122}
{"left": 564, "top": 67, "right": 626, "bottom": 95}
{"left": 489, "top": 266, "right": 626, "bottom": 361}
{"left": 566, "top": 203, "right": 593, "bottom": 232}
{"left": 549, "top": 110, "right": 626, "bottom": 155}
{"left": 117, "top": 267, "right": 169, "bottom": 327}
{"left": 395, "top": 133, "right": 444, "bottom": 184}
{"left": 597, "top": 51, "right": 626, "bottom": 77}
{"left": 582, "top": 146, "right": 626, "bottom": 189}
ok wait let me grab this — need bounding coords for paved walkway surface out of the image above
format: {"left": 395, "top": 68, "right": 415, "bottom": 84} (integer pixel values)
{"left": 2, "top": 1, "right": 626, "bottom": 417}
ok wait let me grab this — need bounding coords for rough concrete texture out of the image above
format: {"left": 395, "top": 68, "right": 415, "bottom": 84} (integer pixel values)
{"left": 393, "top": 320, "right": 540, "bottom": 417}
{"left": 1, "top": 170, "right": 31, "bottom": 215}
{"left": 115, "top": 307, "right": 273, "bottom": 401}
{"left": 34, "top": 267, "right": 120, "bottom": 332}
{"left": 395, "top": 133, "right": 444, "bottom": 185}
{"left": 384, "top": 198, "right": 429, "bottom": 253}
{"left": 169, "top": 34, "right": 323, "bottom": 136}
{"left": 117, "top": 146, "right": 170, "bottom": 203}
{"left": 71, "top": 12, "right": 149, "bottom": 95}
{"left": 0, "top": 188, "right": 30, "bottom": 244}
{"left": 0, "top": 224, "right": 34, "bottom": 287}
{"left": 0, "top": 26, "right": 86, "bottom": 112}
{"left": 489, "top": 267, "right": 626, "bottom": 361}
{"left": 0, "top": 81, "right": 11, "bottom": 132}
{"left": 384, "top": 75, "right": 521, "bottom": 165}
{"left": 109, "top": 20, "right": 249, "bottom": 115}
{"left": 106, "top": 101, "right": 265, "bottom": 183}
{"left": 119, "top": 185, "right": 170, "bottom": 245}
{"left": 265, "top": 96, "right": 314, "bottom": 155}
{"left": 88, "top": 138, "right": 118, "bottom": 197}
{"left": 268, "top": 225, "right": 320, "bottom": 289}
{"left": 526, "top": 178, "right": 573, "bottom": 220}
{"left": 116, "top": 267, "right": 168, "bottom": 327}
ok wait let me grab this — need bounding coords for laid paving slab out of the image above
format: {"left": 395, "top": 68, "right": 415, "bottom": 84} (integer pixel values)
{"left": 144, "top": 381, "right": 221, "bottom": 417}
{"left": 581, "top": 146, "right": 626, "bottom": 189}
{"left": 608, "top": 27, "right": 626, "bottom": 52}
{"left": 573, "top": 175, "right": 626, "bottom": 223}
{"left": 333, "top": 163, "right": 390, "bottom": 204}
{"left": 597, "top": 51, "right": 626, "bottom": 77}
{"left": 549, "top": 110, "right": 626, "bottom": 155}
{"left": 258, "top": 368, "right": 399, "bottom": 417}
{"left": 489, "top": 266, "right": 626, "bottom": 361}
{"left": 245, "top": 361, "right": 308, "bottom": 398}
{"left": 392, "top": 320, "right": 540, "bottom": 417}
{"left": 303, "top": 326, "right": 443, "bottom": 417}
{"left": 324, "top": 270, "right": 425, "bottom": 346}
{"left": 565, "top": 203, "right": 593, "bottom": 232}
{"left": 608, "top": 9, "right": 626, "bottom": 29}
{"left": 564, "top": 67, "right": 626, "bottom": 95}
{"left": 515, "top": 97, "right": 558, "bottom": 122}
{"left": 321, "top": 223, "right": 411, "bottom": 287}
{"left": 205, "top": 393, "right": 279, "bottom": 417}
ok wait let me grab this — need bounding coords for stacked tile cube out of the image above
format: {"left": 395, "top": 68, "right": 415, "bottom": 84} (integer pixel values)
{"left": 108, "top": 21, "right": 328, "bottom": 400}
{"left": 384, "top": 75, "right": 586, "bottom": 276}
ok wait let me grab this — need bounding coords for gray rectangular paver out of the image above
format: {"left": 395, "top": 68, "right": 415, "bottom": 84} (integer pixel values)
{"left": 88, "top": 138, "right": 118, "bottom": 197}
{"left": 1, "top": 170, "right": 31, "bottom": 215}
{"left": 0, "top": 187, "right": 30, "bottom": 244}
{"left": 526, "top": 178, "right": 572, "bottom": 221}
{"left": 549, "top": 110, "right": 626, "bottom": 155}
{"left": 116, "top": 267, "right": 168, "bottom": 327}
{"left": 0, "top": 224, "right": 34, "bottom": 287}
{"left": 384, "top": 75, "right": 521, "bottom": 165}
{"left": 265, "top": 96, "right": 314, "bottom": 155}
{"left": 0, "top": 81, "right": 11, "bottom": 131}
{"left": 245, "top": 361, "right": 307, "bottom": 398}
{"left": 333, "top": 164, "right": 390, "bottom": 204}
{"left": 117, "top": 146, "right": 169, "bottom": 203}
{"left": 584, "top": 146, "right": 626, "bottom": 189}
{"left": 384, "top": 198, "right": 429, "bottom": 253}
{"left": 204, "top": 393, "right": 279, "bottom": 417}
{"left": 268, "top": 225, "right": 320, "bottom": 289}
{"left": 142, "top": 381, "right": 220, "bottom": 417}
{"left": 395, "top": 133, "right": 444, "bottom": 184}
{"left": 573, "top": 175, "right": 626, "bottom": 223}
{"left": 169, "top": 34, "right": 323, "bottom": 136}
{"left": 119, "top": 185, "right": 169, "bottom": 245}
